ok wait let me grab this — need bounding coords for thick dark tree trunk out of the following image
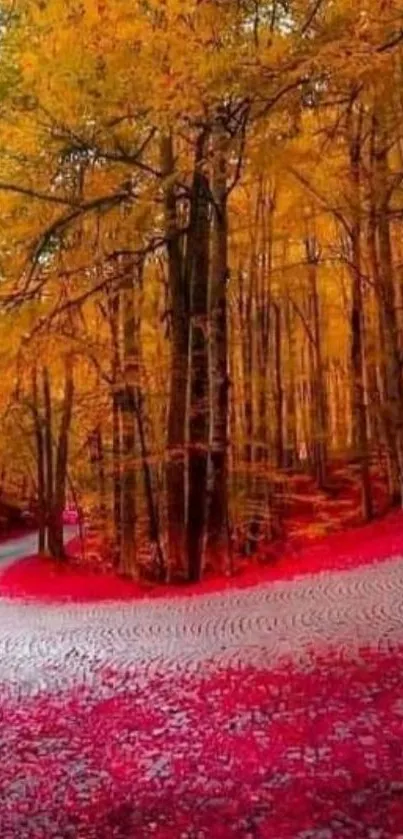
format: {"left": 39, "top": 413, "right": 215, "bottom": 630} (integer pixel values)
{"left": 372, "top": 115, "right": 403, "bottom": 504}
{"left": 367, "top": 175, "right": 400, "bottom": 502}
{"left": 351, "top": 277, "right": 373, "bottom": 521}
{"left": 187, "top": 133, "right": 211, "bottom": 582}
{"left": 348, "top": 113, "right": 373, "bottom": 521}
{"left": 206, "top": 123, "right": 230, "bottom": 566}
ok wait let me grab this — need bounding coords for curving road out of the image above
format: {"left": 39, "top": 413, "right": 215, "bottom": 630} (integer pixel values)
{"left": 0, "top": 533, "right": 403, "bottom": 696}
{"left": 0, "top": 526, "right": 77, "bottom": 571}
{"left": 0, "top": 531, "right": 44, "bottom": 571}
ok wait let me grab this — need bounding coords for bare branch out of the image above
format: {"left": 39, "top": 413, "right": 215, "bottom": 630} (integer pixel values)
{"left": 378, "top": 29, "right": 403, "bottom": 53}
{"left": 300, "top": 0, "right": 325, "bottom": 36}
{"left": 287, "top": 165, "right": 352, "bottom": 236}
{"left": 0, "top": 181, "right": 80, "bottom": 207}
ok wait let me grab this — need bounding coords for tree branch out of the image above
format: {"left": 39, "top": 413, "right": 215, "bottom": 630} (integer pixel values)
{"left": 300, "top": 0, "right": 325, "bottom": 36}
{"left": 0, "top": 181, "right": 80, "bottom": 207}
{"left": 378, "top": 29, "right": 403, "bottom": 53}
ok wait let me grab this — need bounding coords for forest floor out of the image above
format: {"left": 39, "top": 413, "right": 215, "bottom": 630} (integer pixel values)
{"left": 0, "top": 460, "right": 396, "bottom": 603}
{"left": 0, "top": 514, "right": 403, "bottom": 836}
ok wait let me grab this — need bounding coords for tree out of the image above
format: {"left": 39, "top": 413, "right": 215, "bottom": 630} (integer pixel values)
{"left": 0, "top": 0, "right": 402, "bottom": 579}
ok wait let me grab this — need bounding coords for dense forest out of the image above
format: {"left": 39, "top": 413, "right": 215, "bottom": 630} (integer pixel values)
{"left": 0, "top": 0, "right": 402, "bottom": 583}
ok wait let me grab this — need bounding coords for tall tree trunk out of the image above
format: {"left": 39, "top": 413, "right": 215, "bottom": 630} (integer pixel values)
{"left": 273, "top": 302, "right": 284, "bottom": 469}
{"left": 120, "top": 385, "right": 136, "bottom": 576}
{"left": 42, "top": 366, "right": 54, "bottom": 553}
{"left": 284, "top": 296, "right": 298, "bottom": 468}
{"left": 107, "top": 288, "right": 123, "bottom": 563}
{"left": 242, "top": 287, "right": 254, "bottom": 469}
{"left": 238, "top": 266, "right": 256, "bottom": 552}
{"left": 367, "top": 152, "right": 400, "bottom": 502}
{"left": 187, "top": 132, "right": 211, "bottom": 582}
{"left": 348, "top": 111, "right": 373, "bottom": 521}
{"left": 133, "top": 387, "right": 166, "bottom": 579}
{"left": 88, "top": 425, "right": 107, "bottom": 528}
{"left": 306, "top": 239, "right": 327, "bottom": 488}
{"left": 51, "top": 355, "right": 75, "bottom": 558}
{"left": 119, "top": 256, "right": 138, "bottom": 577}
{"left": 350, "top": 270, "right": 372, "bottom": 520}
{"left": 161, "top": 133, "right": 189, "bottom": 579}
{"left": 372, "top": 112, "right": 403, "bottom": 504}
{"left": 112, "top": 387, "right": 122, "bottom": 561}
{"left": 32, "top": 367, "right": 46, "bottom": 553}
{"left": 206, "top": 122, "right": 230, "bottom": 566}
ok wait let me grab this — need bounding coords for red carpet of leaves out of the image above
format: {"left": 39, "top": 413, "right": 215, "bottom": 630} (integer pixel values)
{"left": 1, "top": 507, "right": 403, "bottom": 603}
{"left": 1, "top": 475, "right": 403, "bottom": 835}
{"left": 2, "top": 648, "right": 403, "bottom": 837}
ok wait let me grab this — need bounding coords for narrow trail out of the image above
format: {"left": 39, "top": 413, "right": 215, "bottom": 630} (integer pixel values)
{"left": 0, "top": 531, "right": 42, "bottom": 571}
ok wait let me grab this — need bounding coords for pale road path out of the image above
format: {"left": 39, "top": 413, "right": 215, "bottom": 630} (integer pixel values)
{"left": 0, "top": 531, "right": 44, "bottom": 571}
{"left": 0, "top": 533, "right": 403, "bottom": 696}
{"left": 0, "top": 526, "right": 76, "bottom": 571}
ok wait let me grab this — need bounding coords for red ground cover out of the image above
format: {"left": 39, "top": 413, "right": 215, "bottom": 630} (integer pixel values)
{"left": 283, "top": 462, "right": 390, "bottom": 532}
{"left": 1, "top": 646, "right": 403, "bottom": 837}
{"left": 0, "top": 507, "right": 403, "bottom": 603}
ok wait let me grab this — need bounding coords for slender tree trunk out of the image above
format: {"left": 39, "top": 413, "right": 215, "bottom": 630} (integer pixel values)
{"left": 88, "top": 425, "right": 107, "bottom": 528}
{"left": 243, "top": 292, "right": 254, "bottom": 469}
{"left": 133, "top": 388, "right": 165, "bottom": 579}
{"left": 108, "top": 288, "right": 123, "bottom": 563}
{"left": 119, "top": 256, "right": 138, "bottom": 577}
{"left": 51, "top": 355, "right": 74, "bottom": 558}
{"left": 112, "top": 388, "right": 122, "bottom": 561}
{"left": 32, "top": 367, "right": 46, "bottom": 553}
{"left": 42, "top": 366, "right": 54, "bottom": 553}
{"left": 273, "top": 302, "right": 284, "bottom": 469}
{"left": 306, "top": 241, "right": 327, "bottom": 488}
{"left": 161, "top": 133, "right": 189, "bottom": 579}
{"left": 238, "top": 267, "right": 257, "bottom": 552}
{"left": 284, "top": 297, "right": 298, "bottom": 468}
{"left": 120, "top": 386, "right": 136, "bottom": 576}
{"left": 97, "top": 427, "right": 107, "bottom": 526}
